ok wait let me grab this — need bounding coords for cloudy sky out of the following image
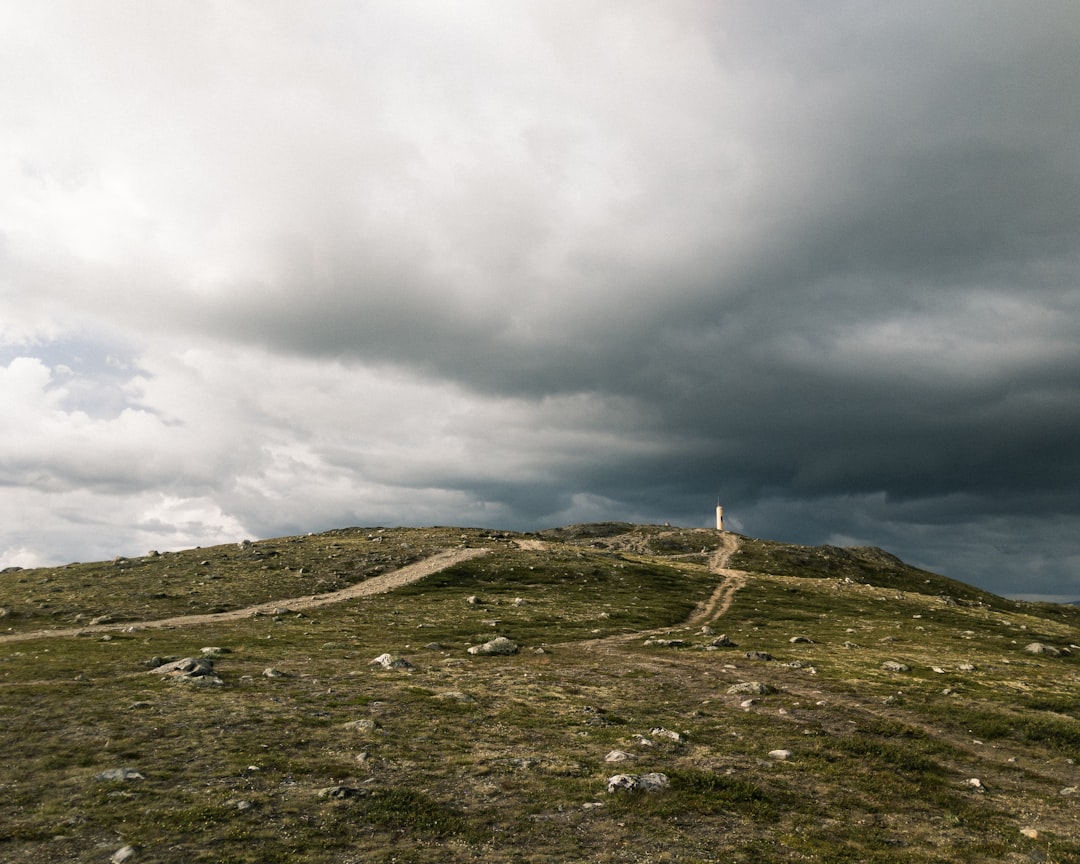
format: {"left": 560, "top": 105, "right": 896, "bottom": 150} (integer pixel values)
{"left": 2, "top": 2, "right": 1079, "bottom": 599}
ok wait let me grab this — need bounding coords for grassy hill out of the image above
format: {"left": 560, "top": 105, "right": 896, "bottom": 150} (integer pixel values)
{"left": 1, "top": 524, "right": 1078, "bottom": 863}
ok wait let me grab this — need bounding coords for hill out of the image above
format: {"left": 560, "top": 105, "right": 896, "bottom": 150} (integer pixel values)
{"left": 1, "top": 524, "right": 1078, "bottom": 863}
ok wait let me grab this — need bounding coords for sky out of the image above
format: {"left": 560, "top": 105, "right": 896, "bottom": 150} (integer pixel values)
{"left": 2, "top": 1, "right": 1079, "bottom": 600}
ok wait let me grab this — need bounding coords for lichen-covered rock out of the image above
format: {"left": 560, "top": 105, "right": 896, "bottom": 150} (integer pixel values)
{"left": 146, "top": 657, "right": 223, "bottom": 685}
{"left": 1024, "top": 643, "right": 1062, "bottom": 657}
{"left": 369, "top": 652, "right": 415, "bottom": 670}
{"left": 467, "top": 636, "right": 519, "bottom": 656}
{"left": 727, "top": 681, "right": 775, "bottom": 695}
{"left": 607, "top": 772, "right": 669, "bottom": 794}
{"left": 96, "top": 768, "right": 144, "bottom": 782}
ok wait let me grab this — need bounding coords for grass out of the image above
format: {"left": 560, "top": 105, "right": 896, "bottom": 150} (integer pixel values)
{"left": 2, "top": 524, "right": 1079, "bottom": 862}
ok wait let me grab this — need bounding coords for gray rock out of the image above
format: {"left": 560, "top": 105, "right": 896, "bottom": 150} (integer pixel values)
{"left": 881, "top": 661, "right": 911, "bottom": 672}
{"left": 604, "top": 750, "right": 633, "bottom": 763}
{"left": 768, "top": 749, "right": 793, "bottom": 760}
{"left": 342, "top": 718, "right": 381, "bottom": 733}
{"left": 727, "top": 681, "right": 775, "bottom": 695}
{"left": 369, "top": 653, "right": 415, "bottom": 670}
{"left": 649, "top": 726, "right": 684, "bottom": 742}
{"left": 644, "top": 638, "right": 688, "bottom": 648}
{"left": 96, "top": 768, "right": 144, "bottom": 782}
{"left": 1025, "top": 643, "right": 1062, "bottom": 656}
{"left": 262, "top": 667, "right": 287, "bottom": 678}
{"left": 147, "top": 656, "right": 224, "bottom": 686}
{"left": 467, "top": 636, "right": 519, "bottom": 656}
{"left": 709, "top": 634, "right": 737, "bottom": 647}
{"left": 607, "top": 772, "right": 669, "bottom": 794}
{"left": 745, "top": 651, "right": 773, "bottom": 661}
{"left": 789, "top": 636, "right": 814, "bottom": 644}
{"left": 318, "top": 786, "right": 366, "bottom": 799}
{"left": 111, "top": 845, "right": 137, "bottom": 863}
{"left": 200, "top": 647, "right": 230, "bottom": 657}
{"left": 607, "top": 773, "right": 640, "bottom": 793}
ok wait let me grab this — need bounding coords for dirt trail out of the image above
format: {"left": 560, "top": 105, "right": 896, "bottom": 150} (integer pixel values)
{"left": 577, "top": 533, "right": 746, "bottom": 653}
{"left": 0, "top": 547, "right": 489, "bottom": 644}
{"left": 686, "top": 533, "right": 746, "bottom": 626}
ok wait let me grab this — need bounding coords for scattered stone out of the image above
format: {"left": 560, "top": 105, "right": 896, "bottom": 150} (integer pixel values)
{"left": 606, "top": 772, "right": 669, "bottom": 794}
{"left": 709, "top": 634, "right": 737, "bottom": 647}
{"left": 768, "top": 749, "right": 792, "bottom": 760}
{"left": 89, "top": 614, "right": 115, "bottom": 626}
{"left": 1025, "top": 643, "right": 1062, "bottom": 657}
{"left": 318, "top": 785, "right": 366, "bottom": 800}
{"left": 342, "top": 718, "right": 381, "bottom": 733}
{"left": 369, "top": 653, "right": 415, "bottom": 671}
{"left": 966, "top": 778, "right": 985, "bottom": 792}
{"left": 96, "top": 768, "right": 144, "bottom": 782}
{"left": 957, "top": 663, "right": 976, "bottom": 672}
{"left": 605, "top": 750, "right": 633, "bottom": 763}
{"left": 111, "top": 845, "right": 137, "bottom": 863}
{"left": 727, "top": 682, "right": 775, "bottom": 696}
{"left": 701, "top": 625, "right": 715, "bottom": 637}
{"left": 262, "top": 667, "right": 287, "bottom": 678}
{"left": 650, "top": 726, "right": 684, "bottom": 743}
{"left": 512, "top": 597, "right": 528, "bottom": 606}
{"left": 467, "top": 636, "right": 519, "bottom": 656}
{"left": 1021, "top": 827, "right": 1039, "bottom": 840}
{"left": 229, "top": 799, "right": 254, "bottom": 811}
{"left": 146, "top": 657, "right": 223, "bottom": 685}
{"left": 744, "top": 651, "right": 773, "bottom": 661}
{"left": 789, "top": 636, "right": 814, "bottom": 644}
{"left": 644, "top": 638, "right": 688, "bottom": 648}
{"left": 740, "top": 699, "right": 755, "bottom": 710}
{"left": 423, "top": 642, "right": 444, "bottom": 651}
{"left": 843, "top": 641, "right": 861, "bottom": 649}
{"left": 1060, "top": 786, "right": 1078, "bottom": 796}
{"left": 200, "top": 647, "right": 230, "bottom": 657}
{"left": 881, "top": 661, "right": 911, "bottom": 673}
{"left": 466, "top": 595, "right": 482, "bottom": 605}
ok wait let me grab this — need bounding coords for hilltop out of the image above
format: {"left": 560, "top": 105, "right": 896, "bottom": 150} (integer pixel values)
{"left": 1, "top": 524, "right": 1078, "bottom": 863}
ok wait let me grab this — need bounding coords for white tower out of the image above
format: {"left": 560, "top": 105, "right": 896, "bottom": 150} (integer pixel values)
{"left": 715, "top": 500, "right": 724, "bottom": 532}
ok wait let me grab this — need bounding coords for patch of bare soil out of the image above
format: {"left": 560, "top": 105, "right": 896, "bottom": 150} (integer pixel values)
{"left": 0, "top": 547, "right": 489, "bottom": 644}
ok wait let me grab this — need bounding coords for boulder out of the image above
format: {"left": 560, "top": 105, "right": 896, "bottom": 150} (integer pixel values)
{"left": 727, "top": 681, "right": 775, "bottom": 696}
{"left": 1025, "top": 643, "right": 1062, "bottom": 657}
{"left": 607, "top": 773, "right": 669, "bottom": 794}
{"left": 96, "top": 768, "right": 144, "bottom": 782}
{"left": 146, "top": 657, "right": 223, "bottom": 685}
{"left": 467, "top": 636, "right": 519, "bottom": 656}
{"left": 881, "top": 661, "right": 911, "bottom": 672}
{"left": 369, "top": 653, "right": 415, "bottom": 670}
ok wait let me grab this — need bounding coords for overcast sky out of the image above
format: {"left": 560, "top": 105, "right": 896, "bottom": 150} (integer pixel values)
{"left": 2, "top": 2, "right": 1079, "bottom": 599}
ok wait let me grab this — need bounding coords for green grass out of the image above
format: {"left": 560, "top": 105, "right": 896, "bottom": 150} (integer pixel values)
{"left": 2, "top": 524, "right": 1079, "bottom": 862}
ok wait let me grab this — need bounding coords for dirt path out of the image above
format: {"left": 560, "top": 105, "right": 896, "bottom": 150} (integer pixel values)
{"left": 577, "top": 533, "right": 746, "bottom": 653}
{"left": 686, "top": 533, "right": 745, "bottom": 626}
{"left": 0, "top": 547, "right": 489, "bottom": 644}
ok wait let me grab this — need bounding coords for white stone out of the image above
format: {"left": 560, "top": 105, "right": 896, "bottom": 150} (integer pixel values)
{"left": 768, "top": 749, "right": 792, "bottom": 760}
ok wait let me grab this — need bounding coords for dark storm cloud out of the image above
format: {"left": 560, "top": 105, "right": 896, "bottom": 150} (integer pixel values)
{"left": 2, "top": 2, "right": 1078, "bottom": 596}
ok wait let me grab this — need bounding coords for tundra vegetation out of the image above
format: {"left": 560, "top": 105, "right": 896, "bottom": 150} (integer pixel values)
{"left": 1, "top": 523, "right": 1078, "bottom": 863}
